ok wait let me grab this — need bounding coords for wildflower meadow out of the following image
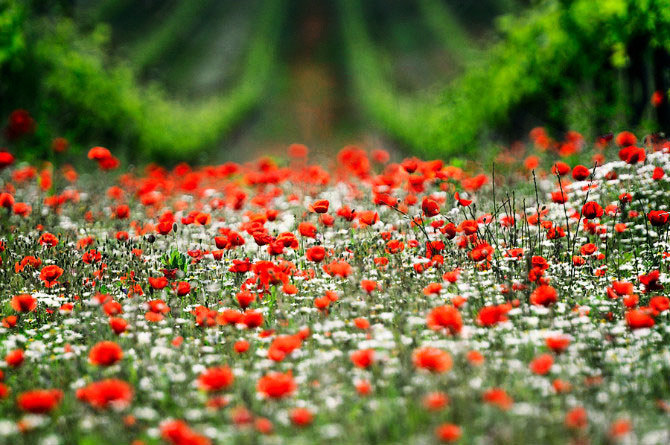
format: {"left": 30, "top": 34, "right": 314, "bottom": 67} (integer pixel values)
{"left": 0, "top": 123, "right": 669, "bottom": 444}
{"left": 4, "top": 1, "right": 670, "bottom": 444}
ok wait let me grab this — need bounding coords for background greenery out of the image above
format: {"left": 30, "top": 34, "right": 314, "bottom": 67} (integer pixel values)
{"left": 1, "top": 0, "right": 670, "bottom": 162}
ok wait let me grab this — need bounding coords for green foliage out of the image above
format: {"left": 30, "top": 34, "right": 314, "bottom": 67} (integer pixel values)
{"left": 1, "top": 0, "right": 285, "bottom": 161}
{"left": 126, "top": 0, "right": 214, "bottom": 72}
{"left": 161, "top": 248, "right": 188, "bottom": 274}
{"left": 340, "top": 0, "right": 670, "bottom": 159}
{"left": 338, "top": 0, "right": 428, "bottom": 154}
{"left": 417, "top": 0, "right": 481, "bottom": 64}
{"left": 0, "top": 0, "right": 25, "bottom": 67}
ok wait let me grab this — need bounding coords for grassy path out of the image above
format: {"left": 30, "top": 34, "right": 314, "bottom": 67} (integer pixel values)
{"left": 75, "top": 0, "right": 500, "bottom": 161}
{"left": 217, "top": 0, "right": 392, "bottom": 162}
{"left": 147, "top": 1, "right": 255, "bottom": 99}
{"left": 126, "top": 0, "right": 215, "bottom": 73}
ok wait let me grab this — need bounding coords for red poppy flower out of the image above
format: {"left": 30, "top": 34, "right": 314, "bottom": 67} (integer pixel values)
{"left": 337, "top": 205, "right": 356, "bottom": 221}
{"left": 149, "top": 276, "right": 168, "bottom": 290}
{"left": 360, "top": 279, "right": 378, "bottom": 294}
{"left": 5, "top": 349, "right": 24, "bottom": 368}
{"left": 114, "top": 205, "right": 130, "bottom": 219}
{"left": 426, "top": 305, "right": 462, "bottom": 334}
{"left": 618, "top": 146, "right": 646, "bottom": 164}
{"left": 6, "top": 109, "right": 35, "bottom": 139}
{"left": 157, "top": 221, "right": 173, "bottom": 235}
{"left": 652, "top": 166, "right": 665, "bottom": 180}
{"left": 217, "top": 309, "right": 242, "bottom": 325}
{"left": 483, "top": 388, "right": 513, "bottom": 410}
{"left": 198, "top": 366, "right": 234, "bottom": 392}
{"left": 51, "top": 137, "right": 69, "bottom": 153}
{"left": 412, "top": 347, "right": 452, "bottom": 373}
{"left": 0, "top": 151, "right": 14, "bottom": 169}
{"left": 276, "top": 232, "right": 298, "bottom": 248}
{"left": 242, "top": 309, "right": 263, "bottom": 328}
{"left": 454, "top": 192, "right": 472, "bottom": 207}
{"left": 357, "top": 210, "right": 379, "bottom": 226}
{"left": 551, "top": 161, "right": 570, "bottom": 176}
{"left": 421, "top": 197, "right": 440, "bottom": 217}
{"left": 607, "top": 280, "right": 634, "bottom": 299}
{"left": 610, "top": 419, "right": 632, "bottom": 438}
{"left": 11, "top": 294, "right": 36, "bottom": 313}
{"left": 350, "top": 349, "right": 375, "bottom": 368}
{"left": 650, "top": 296, "right": 670, "bottom": 313}
{"left": 462, "top": 173, "right": 488, "bottom": 191}
{"left": 38, "top": 232, "right": 59, "bottom": 247}
{"left": 257, "top": 371, "right": 297, "bottom": 399}
{"left": 546, "top": 335, "right": 570, "bottom": 353}
{"left": 161, "top": 420, "right": 211, "bottom": 445}
{"left": 354, "top": 318, "right": 370, "bottom": 330}
{"left": 639, "top": 270, "right": 664, "bottom": 292}
{"left": 147, "top": 299, "right": 170, "bottom": 314}
{"left": 467, "top": 350, "right": 485, "bottom": 366}
{"left": 109, "top": 317, "right": 128, "bottom": 334}
{"left": 580, "top": 243, "right": 597, "bottom": 256}
{"left": 477, "top": 305, "right": 510, "bottom": 326}
{"left": 176, "top": 281, "right": 191, "bottom": 296}
{"left": 615, "top": 131, "right": 637, "bottom": 147}
{"left": 581, "top": 201, "right": 603, "bottom": 220}
{"left": 423, "top": 391, "right": 449, "bottom": 411}
{"left": 435, "top": 423, "right": 461, "bottom": 443}
{"left": 3, "top": 316, "right": 18, "bottom": 328}
{"left": 529, "top": 354, "right": 554, "bottom": 375}
{"left": 0, "top": 192, "right": 14, "bottom": 208}
{"left": 323, "top": 260, "right": 353, "bottom": 277}
{"left": 401, "top": 157, "right": 419, "bottom": 173}
{"left": 89, "top": 341, "right": 123, "bottom": 366}
{"left": 423, "top": 282, "right": 442, "bottom": 296}
{"left": 648, "top": 210, "right": 669, "bottom": 227}
{"left": 88, "top": 146, "right": 112, "bottom": 161}
{"left": 234, "top": 340, "right": 250, "bottom": 353}
{"left": 551, "top": 190, "right": 568, "bottom": 204}
{"left": 288, "top": 143, "right": 309, "bottom": 158}
{"left": 268, "top": 335, "right": 302, "bottom": 361}
{"left": 17, "top": 389, "right": 63, "bottom": 414}
{"left": 651, "top": 90, "right": 664, "bottom": 107}
{"left": 40, "top": 265, "right": 63, "bottom": 287}
{"left": 626, "top": 309, "right": 655, "bottom": 329}
{"left": 82, "top": 249, "right": 101, "bottom": 264}
{"left": 76, "top": 379, "right": 133, "bottom": 409}
{"left": 12, "top": 202, "right": 32, "bottom": 217}
{"left": 565, "top": 406, "right": 588, "bottom": 429}
{"left": 310, "top": 199, "right": 329, "bottom": 213}
{"left": 236, "top": 290, "right": 255, "bottom": 308}
{"left": 524, "top": 156, "right": 539, "bottom": 170}
{"left": 290, "top": 407, "right": 313, "bottom": 426}
{"left": 305, "top": 246, "right": 326, "bottom": 262}
{"left": 572, "top": 164, "right": 590, "bottom": 181}
{"left": 530, "top": 285, "right": 558, "bottom": 306}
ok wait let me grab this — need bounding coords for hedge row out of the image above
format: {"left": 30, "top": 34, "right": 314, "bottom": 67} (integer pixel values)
{"left": 1, "top": 0, "right": 285, "bottom": 161}
{"left": 340, "top": 0, "right": 670, "bottom": 159}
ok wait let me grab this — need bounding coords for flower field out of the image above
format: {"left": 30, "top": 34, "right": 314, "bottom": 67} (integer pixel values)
{"left": 0, "top": 132, "right": 669, "bottom": 445}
